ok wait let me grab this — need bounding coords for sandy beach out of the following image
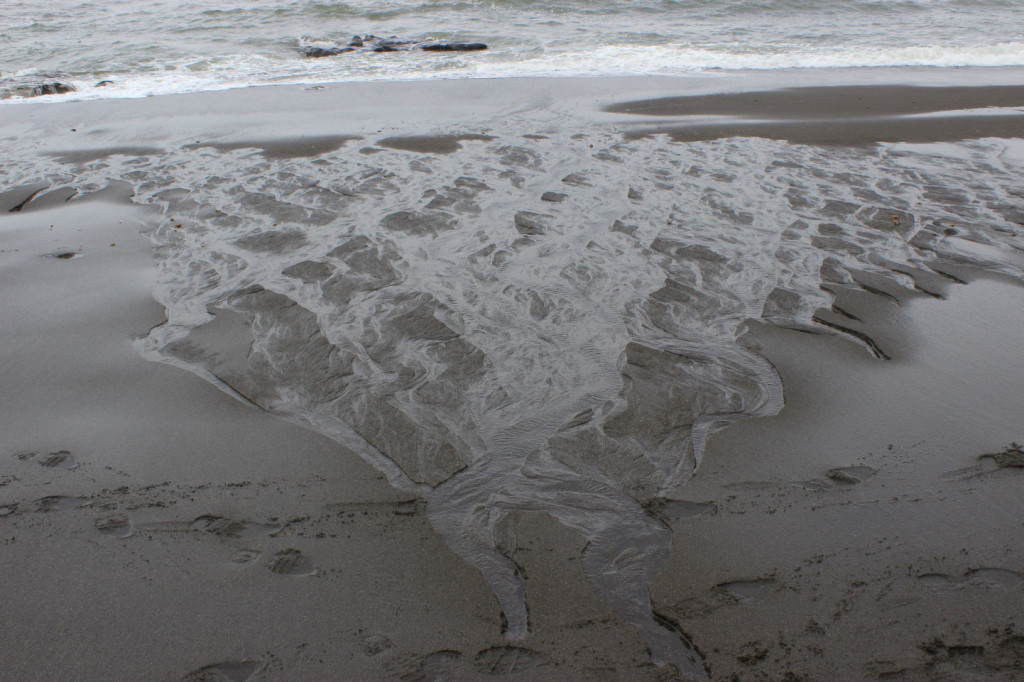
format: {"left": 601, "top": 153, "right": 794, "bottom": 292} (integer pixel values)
{"left": 2, "top": 70, "right": 1024, "bottom": 680}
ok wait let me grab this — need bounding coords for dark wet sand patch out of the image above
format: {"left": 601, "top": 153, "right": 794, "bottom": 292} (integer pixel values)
{"left": 606, "top": 84, "right": 1024, "bottom": 119}
{"left": 50, "top": 146, "right": 163, "bottom": 164}
{"left": 377, "top": 133, "right": 494, "bottom": 154}
{"left": 607, "top": 84, "right": 1024, "bottom": 145}
{"left": 541, "top": 191, "right": 567, "bottom": 203}
{"left": 183, "top": 135, "right": 360, "bottom": 159}
{"left": 622, "top": 114, "right": 1024, "bottom": 146}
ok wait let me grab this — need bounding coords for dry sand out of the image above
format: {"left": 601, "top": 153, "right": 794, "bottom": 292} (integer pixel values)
{"left": 2, "top": 71, "right": 1024, "bottom": 681}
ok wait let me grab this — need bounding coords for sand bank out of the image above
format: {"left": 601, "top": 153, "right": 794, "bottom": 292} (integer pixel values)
{"left": 2, "top": 71, "right": 1024, "bottom": 680}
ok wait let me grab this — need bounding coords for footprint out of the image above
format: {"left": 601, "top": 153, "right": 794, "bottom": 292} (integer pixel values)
{"left": 362, "top": 633, "right": 394, "bottom": 656}
{"left": 38, "top": 450, "right": 78, "bottom": 469}
{"left": 229, "top": 549, "right": 261, "bottom": 564}
{"left": 189, "top": 515, "right": 275, "bottom": 539}
{"left": 919, "top": 638, "right": 988, "bottom": 669}
{"left": 979, "top": 444, "right": 1024, "bottom": 470}
{"left": 95, "top": 514, "right": 133, "bottom": 538}
{"left": 0, "top": 503, "right": 19, "bottom": 518}
{"left": 181, "top": 659, "right": 264, "bottom": 682}
{"left": 714, "top": 578, "right": 777, "bottom": 604}
{"left": 391, "top": 650, "right": 462, "bottom": 682}
{"left": 917, "top": 568, "right": 1022, "bottom": 592}
{"left": 916, "top": 573, "right": 959, "bottom": 593}
{"left": 645, "top": 498, "right": 714, "bottom": 522}
{"left": 13, "top": 451, "right": 37, "bottom": 461}
{"left": 964, "top": 568, "right": 1023, "bottom": 590}
{"left": 391, "top": 500, "right": 422, "bottom": 517}
{"left": 137, "top": 515, "right": 275, "bottom": 539}
{"left": 34, "top": 496, "right": 90, "bottom": 512}
{"left": 661, "top": 500, "right": 714, "bottom": 519}
{"left": 794, "top": 479, "right": 831, "bottom": 491}
{"left": 862, "top": 659, "right": 908, "bottom": 679}
{"left": 474, "top": 646, "right": 549, "bottom": 675}
{"left": 826, "top": 466, "right": 876, "bottom": 484}
{"left": 994, "top": 635, "right": 1024, "bottom": 667}
{"left": 267, "top": 549, "right": 316, "bottom": 576}
{"left": 944, "top": 443, "right": 1024, "bottom": 480}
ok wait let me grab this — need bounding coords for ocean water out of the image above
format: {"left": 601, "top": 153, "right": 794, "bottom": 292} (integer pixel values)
{"left": 3, "top": 0, "right": 1024, "bottom": 100}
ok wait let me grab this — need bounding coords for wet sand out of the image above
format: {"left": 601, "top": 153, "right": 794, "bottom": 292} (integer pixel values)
{"left": 656, "top": 274, "right": 1024, "bottom": 680}
{"left": 606, "top": 84, "right": 1024, "bottom": 144}
{"left": 2, "top": 71, "right": 1024, "bottom": 680}
{"left": 0, "top": 194, "right": 640, "bottom": 680}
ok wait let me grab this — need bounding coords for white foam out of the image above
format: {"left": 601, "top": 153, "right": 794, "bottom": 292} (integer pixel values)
{"left": 997, "top": 139, "right": 1024, "bottom": 170}
{"left": 472, "top": 41, "right": 1024, "bottom": 77}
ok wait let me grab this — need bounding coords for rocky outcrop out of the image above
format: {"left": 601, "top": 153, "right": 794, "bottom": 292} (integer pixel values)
{"left": 303, "top": 35, "right": 487, "bottom": 58}
{"left": 420, "top": 43, "right": 488, "bottom": 52}
{"left": 0, "top": 76, "right": 76, "bottom": 99}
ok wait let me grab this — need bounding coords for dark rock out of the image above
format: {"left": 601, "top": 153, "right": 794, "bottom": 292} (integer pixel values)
{"left": 420, "top": 42, "right": 488, "bottom": 52}
{"left": 32, "top": 82, "right": 75, "bottom": 96}
{"left": 304, "top": 46, "right": 353, "bottom": 58}
{"left": 1, "top": 75, "right": 76, "bottom": 99}
{"left": 95, "top": 80, "right": 114, "bottom": 87}
{"left": 301, "top": 36, "right": 487, "bottom": 58}
{"left": 232, "top": 229, "right": 308, "bottom": 253}
{"left": 374, "top": 38, "right": 414, "bottom": 52}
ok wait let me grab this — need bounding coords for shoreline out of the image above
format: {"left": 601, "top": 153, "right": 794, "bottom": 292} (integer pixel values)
{"left": 2, "top": 72, "right": 1024, "bottom": 680}
{"left": 2, "top": 69, "right": 1023, "bottom": 165}
{"left": 5, "top": 63, "right": 1024, "bottom": 108}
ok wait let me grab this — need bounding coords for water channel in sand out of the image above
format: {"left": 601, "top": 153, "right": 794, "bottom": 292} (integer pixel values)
{"left": 7, "top": 110, "right": 1024, "bottom": 677}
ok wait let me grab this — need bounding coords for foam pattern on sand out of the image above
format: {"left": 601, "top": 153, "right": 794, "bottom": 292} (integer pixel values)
{"left": 9, "top": 128, "right": 1024, "bottom": 677}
